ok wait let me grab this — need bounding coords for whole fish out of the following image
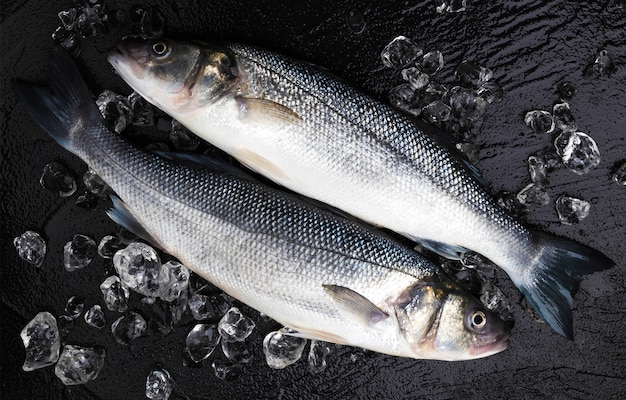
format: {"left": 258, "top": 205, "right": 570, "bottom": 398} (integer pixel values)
{"left": 108, "top": 38, "right": 613, "bottom": 339}
{"left": 13, "top": 49, "right": 510, "bottom": 361}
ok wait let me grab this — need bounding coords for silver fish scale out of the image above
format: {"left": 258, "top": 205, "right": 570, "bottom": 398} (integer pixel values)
{"left": 228, "top": 43, "right": 528, "bottom": 243}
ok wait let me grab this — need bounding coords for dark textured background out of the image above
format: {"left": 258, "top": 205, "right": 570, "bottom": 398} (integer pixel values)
{"left": 1, "top": 1, "right": 625, "bottom": 399}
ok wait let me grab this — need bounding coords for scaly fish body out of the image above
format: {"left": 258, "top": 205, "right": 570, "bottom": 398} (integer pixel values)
{"left": 108, "top": 39, "right": 613, "bottom": 338}
{"left": 14, "top": 49, "right": 510, "bottom": 361}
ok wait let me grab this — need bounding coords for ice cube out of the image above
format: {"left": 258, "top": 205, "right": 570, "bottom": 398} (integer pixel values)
{"left": 528, "top": 155, "right": 549, "bottom": 186}
{"left": 188, "top": 294, "right": 217, "bottom": 320}
{"left": 345, "top": 9, "right": 366, "bottom": 34}
{"left": 82, "top": 169, "right": 110, "bottom": 197}
{"left": 211, "top": 359, "right": 241, "bottom": 380}
{"left": 495, "top": 190, "right": 525, "bottom": 216}
{"left": 13, "top": 230, "right": 47, "bottom": 267}
{"left": 420, "top": 51, "right": 444, "bottom": 74}
{"left": 97, "top": 235, "right": 127, "bottom": 259}
{"left": 218, "top": 307, "right": 256, "bottom": 342}
{"left": 128, "top": 92, "right": 154, "bottom": 126}
{"left": 381, "top": 36, "right": 423, "bottom": 69}
{"left": 612, "top": 162, "right": 626, "bottom": 186}
{"left": 524, "top": 110, "right": 555, "bottom": 134}
{"left": 555, "top": 196, "right": 591, "bottom": 225}
{"left": 100, "top": 275, "right": 130, "bottom": 313}
{"left": 63, "top": 234, "right": 96, "bottom": 272}
{"left": 422, "top": 100, "right": 452, "bottom": 123}
{"left": 84, "top": 305, "right": 106, "bottom": 329}
{"left": 113, "top": 242, "right": 166, "bottom": 298}
{"left": 436, "top": 0, "right": 468, "bottom": 13}
{"left": 52, "top": 26, "right": 80, "bottom": 56}
{"left": 58, "top": 8, "right": 78, "bottom": 31}
{"left": 55, "top": 345, "right": 105, "bottom": 385}
{"left": 448, "top": 86, "right": 487, "bottom": 121}
{"left": 308, "top": 340, "right": 332, "bottom": 374}
{"left": 401, "top": 67, "right": 429, "bottom": 90}
{"left": 65, "top": 296, "right": 85, "bottom": 319}
{"left": 75, "top": 190, "right": 99, "bottom": 209}
{"left": 263, "top": 329, "right": 307, "bottom": 369}
{"left": 479, "top": 282, "right": 512, "bottom": 321}
{"left": 169, "top": 291, "right": 189, "bottom": 325}
{"left": 96, "top": 90, "right": 133, "bottom": 134}
{"left": 420, "top": 82, "right": 449, "bottom": 106}
{"left": 586, "top": 49, "right": 616, "bottom": 77}
{"left": 388, "top": 83, "right": 421, "bottom": 116}
{"left": 221, "top": 340, "right": 253, "bottom": 364}
{"left": 145, "top": 368, "right": 174, "bottom": 400}
{"left": 517, "top": 183, "right": 550, "bottom": 206}
{"left": 476, "top": 81, "right": 504, "bottom": 104}
{"left": 552, "top": 102, "right": 577, "bottom": 132}
{"left": 554, "top": 131, "right": 600, "bottom": 175}
{"left": 159, "top": 261, "right": 190, "bottom": 302}
{"left": 40, "top": 162, "right": 77, "bottom": 197}
{"left": 185, "top": 324, "right": 220, "bottom": 362}
{"left": 73, "top": 0, "right": 109, "bottom": 38}
{"left": 20, "top": 312, "right": 61, "bottom": 371}
{"left": 169, "top": 119, "right": 200, "bottom": 151}
{"left": 557, "top": 81, "right": 576, "bottom": 100}
{"left": 111, "top": 312, "right": 147, "bottom": 345}
{"left": 455, "top": 60, "right": 493, "bottom": 87}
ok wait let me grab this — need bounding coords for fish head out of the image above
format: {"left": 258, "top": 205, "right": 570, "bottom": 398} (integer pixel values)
{"left": 108, "top": 38, "right": 238, "bottom": 114}
{"left": 394, "top": 281, "right": 510, "bottom": 361}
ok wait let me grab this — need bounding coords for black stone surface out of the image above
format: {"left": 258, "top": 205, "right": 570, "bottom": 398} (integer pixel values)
{"left": 1, "top": 1, "right": 625, "bottom": 399}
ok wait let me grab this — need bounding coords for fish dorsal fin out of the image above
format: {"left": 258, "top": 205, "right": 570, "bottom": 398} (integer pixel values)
{"left": 323, "top": 284, "right": 389, "bottom": 326}
{"left": 106, "top": 195, "right": 162, "bottom": 249}
{"left": 235, "top": 96, "right": 302, "bottom": 125}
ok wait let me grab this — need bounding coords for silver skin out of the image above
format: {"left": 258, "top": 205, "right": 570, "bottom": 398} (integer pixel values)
{"left": 108, "top": 38, "right": 613, "bottom": 338}
{"left": 15, "top": 49, "right": 510, "bottom": 361}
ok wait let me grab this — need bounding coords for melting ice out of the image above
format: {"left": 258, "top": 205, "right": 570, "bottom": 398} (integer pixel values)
{"left": 145, "top": 368, "right": 174, "bottom": 400}
{"left": 55, "top": 345, "right": 105, "bottom": 385}
{"left": 20, "top": 312, "right": 60, "bottom": 371}
{"left": 84, "top": 305, "right": 107, "bottom": 329}
{"left": 64, "top": 234, "right": 96, "bottom": 271}
{"left": 111, "top": 311, "right": 147, "bottom": 345}
{"left": 13, "top": 230, "right": 46, "bottom": 267}
{"left": 263, "top": 329, "right": 307, "bottom": 370}
{"left": 185, "top": 324, "right": 220, "bottom": 362}
{"left": 308, "top": 340, "right": 332, "bottom": 374}
{"left": 524, "top": 110, "right": 555, "bottom": 134}
{"left": 40, "top": 162, "right": 76, "bottom": 197}
{"left": 218, "top": 307, "right": 256, "bottom": 342}
{"left": 554, "top": 131, "right": 601, "bottom": 175}
{"left": 556, "top": 196, "right": 591, "bottom": 225}
{"left": 100, "top": 275, "right": 130, "bottom": 313}
{"left": 381, "top": 36, "right": 423, "bottom": 69}
{"left": 64, "top": 296, "right": 85, "bottom": 319}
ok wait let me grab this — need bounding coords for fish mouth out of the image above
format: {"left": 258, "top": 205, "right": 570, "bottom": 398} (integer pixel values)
{"left": 469, "top": 332, "right": 510, "bottom": 358}
{"left": 107, "top": 40, "right": 147, "bottom": 81}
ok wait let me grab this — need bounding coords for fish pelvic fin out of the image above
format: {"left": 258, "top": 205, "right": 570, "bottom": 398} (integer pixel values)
{"left": 13, "top": 47, "right": 100, "bottom": 154}
{"left": 518, "top": 231, "right": 614, "bottom": 339}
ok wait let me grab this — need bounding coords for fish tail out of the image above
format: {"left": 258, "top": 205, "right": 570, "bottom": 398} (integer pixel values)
{"left": 517, "top": 230, "right": 613, "bottom": 339}
{"left": 13, "top": 47, "right": 98, "bottom": 152}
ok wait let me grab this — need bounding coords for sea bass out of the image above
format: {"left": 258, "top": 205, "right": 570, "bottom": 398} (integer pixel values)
{"left": 108, "top": 38, "right": 613, "bottom": 339}
{"left": 13, "top": 49, "right": 510, "bottom": 361}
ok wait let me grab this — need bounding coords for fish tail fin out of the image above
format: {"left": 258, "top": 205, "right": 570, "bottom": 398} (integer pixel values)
{"left": 517, "top": 231, "right": 613, "bottom": 339}
{"left": 13, "top": 47, "right": 97, "bottom": 152}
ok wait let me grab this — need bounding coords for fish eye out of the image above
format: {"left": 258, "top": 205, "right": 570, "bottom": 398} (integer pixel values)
{"left": 468, "top": 310, "right": 487, "bottom": 330}
{"left": 152, "top": 42, "right": 170, "bottom": 57}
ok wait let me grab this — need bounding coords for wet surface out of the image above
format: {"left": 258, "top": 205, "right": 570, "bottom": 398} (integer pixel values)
{"left": 1, "top": 1, "right": 625, "bottom": 399}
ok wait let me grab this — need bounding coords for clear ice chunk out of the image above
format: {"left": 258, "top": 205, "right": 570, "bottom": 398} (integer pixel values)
{"left": 97, "top": 235, "right": 127, "bottom": 259}
{"left": 73, "top": 0, "right": 109, "bottom": 38}
{"left": 556, "top": 196, "right": 591, "bottom": 225}
{"left": 75, "top": 190, "right": 99, "bottom": 209}
{"left": 420, "top": 82, "right": 448, "bottom": 106}
{"left": 308, "top": 340, "right": 332, "bottom": 374}
{"left": 528, "top": 155, "right": 549, "bottom": 186}
{"left": 100, "top": 275, "right": 130, "bottom": 313}
{"left": 159, "top": 261, "right": 190, "bottom": 302}
{"left": 40, "top": 162, "right": 77, "bottom": 197}
{"left": 221, "top": 340, "right": 253, "bottom": 364}
{"left": 517, "top": 183, "right": 550, "bottom": 206}
{"left": 557, "top": 81, "right": 576, "bottom": 100}
{"left": 20, "top": 312, "right": 61, "bottom": 371}
{"left": 169, "top": 120, "right": 200, "bottom": 151}
{"left": 586, "top": 49, "right": 616, "bottom": 77}
{"left": 185, "top": 324, "right": 220, "bottom": 362}
{"left": 455, "top": 60, "right": 493, "bottom": 87}
{"left": 612, "top": 162, "right": 626, "bottom": 186}
{"left": 55, "top": 345, "right": 105, "bottom": 385}
{"left": 420, "top": 51, "right": 444, "bottom": 74}
{"left": 64, "top": 234, "right": 96, "bottom": 272}
{"left": 128, "top": 92, "right": 154, "bottom": 126}
{"left": 113, "top": 242, "right": 165, "bottom": 298}
{"left": 263, "top": 329, "right": 307, "bottom": 370}
{"left": 479, "top": 282, "right": 512, "bottom": 321}
{"left": 552, "top": 102, "right": 577, "bottom": 132}
{"left": 211, "top": 359, "right": 241, "bottom": 380}
{"left": 218, "top": 307, "right": 256, "bottom": 342}
{"left": 84, "top": 305, "right": 106, "bottom": 329}
{"left": 13, "top": 230, "right": 46, "bottom": 267}
{"left": 421, "top": 101, "right": 451, "bottom": 123}
{"left": 145, "top": 368, "right": 174, "bottom": 400}
{"left": 52, "top": 26, "right": 80, "bottom": 56}
{"left": 346, "top": 9, "right": 366, "bottom": 33}
{"left": 82, "top": 169, "right": 110, "bottom": 197}
{"left": 58, "top": 8, "right": 78, "bottom": 31}
{"left": 388, "top": 83, "right": 421, "bottom": 116}
{"left": 96, "top": 90, "right": 133, "bottom": 134}
{"left": 448, "top": 86, "right": 487, "bottom": 121}
{"left": 111, "top": 312, "right": 147, "bottom": 345}
{"left": 554, "top": 131, "right": 601, "bottom": 175}
{"left": 401, "top": 67, "right": 429, "bottom": 90}
{"left": 65, "top": 296, "right": 85, "bottom": 319}
{"left": 169, "top": 291, "right": 189, "bottom": 325}
{"left": 436, "top": 0, "right": 468, "bottom": 13}
{"left": 381, "top": 36, "right": 423, "bottom": 69}
{"left": 476, "top": 81, "right": 504, "bottom": 104}
{"left": 188, "top": 294, "right": 217, "bottom": 321}
{"left": 524, "top": 110, "right": 555, "bottom": 134}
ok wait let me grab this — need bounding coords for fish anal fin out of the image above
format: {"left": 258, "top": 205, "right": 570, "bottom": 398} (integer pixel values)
{"left": 235, "top": 96, "right": 302, "bottom": 125}
{"left": 106, "top": 196, "right": 163, "bottom": 249}
{"left": 323, "top": 284, "right": 389, "bottom": 326}
{"left": 234, "top": 148, "right": 289, "bottom": 181}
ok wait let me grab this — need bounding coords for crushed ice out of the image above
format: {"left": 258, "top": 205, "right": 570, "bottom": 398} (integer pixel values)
{"left": 13, "top": 230, "right": 47, "bottom": 267}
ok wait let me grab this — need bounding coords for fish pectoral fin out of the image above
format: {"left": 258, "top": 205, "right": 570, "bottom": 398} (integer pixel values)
{"left": 106, "top": 196, "right": 163, "bottom": 249}
{"left": 235, "top": 96, "right": 302, "bottom": 125}
{"left": 323, "top": 284, "right": 389, "bottom": 326}
{"left": 283, "top": 326, "right": 349, "bottom": 345}
{"left": 234, "top": 148, "right": 289, "bottom": 181}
